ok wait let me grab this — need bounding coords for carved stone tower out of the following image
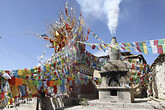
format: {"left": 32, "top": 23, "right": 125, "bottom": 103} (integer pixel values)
{"left": 97, "top": 37, "right": 134, "bottom": 103}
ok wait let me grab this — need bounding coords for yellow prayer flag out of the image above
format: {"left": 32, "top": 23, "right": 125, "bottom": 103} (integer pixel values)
{"left": 103, "top": 45, "right": 107, "bottom": 49}
{"left": 80, "top": 19, "right": 84, "bottom": 24}
{"left": 53, "top": 81, "right": 57, "bottom": 85}
{"left": 78, "top": 26, "right": 82, "bottom": 33}
{"left": 22, "top": 79, "right": 28, "bottom": 85}
{"left": 115, "top": 43, "right": 120, "bottom": 47}
{"left": 57, "top": 80, "right": 60, "bottom": 85}
{"left": 74, "top": 59, "right": 77, "bottom": 63}
{"left": 81, "top": 33, "right": 83, "bottom": 39}
{"left": 143, "top": 46, "right": 148, "bottom": 54}
{"left": 17, "top": 70, "right": 25, "bottom": 77}
{"left": 28, "top": 85, "right": 38, "bottom": 96}
{"left": 140, "top": 64, "right": 143, "bottom": 70}
{"left": 28, "top": 80, "right": 34, "bottom": 85}
{"left": 142, "top": 41, "right": 146, "bottom": 46}
{"left": 44, "top": 76, "right": 47, "bottom": 79}
{"left": 107, "top": 44, "right": 111, "bottom": 47}
{"left": 73, "top": 46, "right": 76, "bottom": 51}
{"left": 10, "top": 85, "right": 20, "bottom": 98}
{"left": 111, "top": 45, "right": 119, "bottom": 50}
{"left": 46, "top": 65, "right": 50, "bottom": 72}
{"left": 125, "top": 47, "right": 131, "bottom": 52}
{"left": 25, "top": 69, "right": 32, "bottom": 76}
{"left": 126, "top": 43, "right": 132, "bottom": 47}
{"left": 98, "top": 47, "right": 103, "bottom": 50}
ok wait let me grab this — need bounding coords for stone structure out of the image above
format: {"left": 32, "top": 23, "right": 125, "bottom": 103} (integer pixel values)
{"left": 97, "top": 37, "right": 134, "bottom": 103}
{"left": 152, "top": 54, "right": 165, "bottom": 99}
{"left": 97, "top": 52, "right": 148, "bottom": 98}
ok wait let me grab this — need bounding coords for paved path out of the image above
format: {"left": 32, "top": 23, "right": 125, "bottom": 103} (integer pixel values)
{"left": 65, "top": 98, "right": 165, "bottom": 110}
{"left": 1, "top": 98, "right": 165, "bottom": 110}
{"left": 2, "top": 98, "right": 37, "bottom": 110}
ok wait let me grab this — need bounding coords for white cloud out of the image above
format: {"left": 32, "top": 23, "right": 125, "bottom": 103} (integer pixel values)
{"left": 75, "top": 0, "right": 104, "bottom": 19}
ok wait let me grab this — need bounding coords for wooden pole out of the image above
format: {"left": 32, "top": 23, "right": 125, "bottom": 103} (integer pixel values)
{"left": 36, "top": 96, "right": 39, "bottom": 110}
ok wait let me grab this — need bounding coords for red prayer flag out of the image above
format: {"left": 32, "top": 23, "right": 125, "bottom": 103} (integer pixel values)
{"left": 121, "top": 47, "right": 125, "bottom": 50}
{"left": 136, "top": 47, "right": 142, "bottom": 52}
{"left": 65, "top": 8, "right": 68, "bottom": 16}
{"left": 135, "top": 42, "right": 140, "bottom": 47}
{"left": 87, "top": 28, "right": 90, "bottom": 36}
{"left": 154, "top": 40, "right": 158, "bottom": 45}
{"left": 122, "top": 43, "right": 126, "bottom": 47}
{"left": 157, "top": 45, "right": 163, "bottom": 54}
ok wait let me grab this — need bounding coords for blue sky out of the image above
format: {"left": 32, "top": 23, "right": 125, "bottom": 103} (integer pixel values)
{"left": 0, "top": 0, "right": 165, "bottom": 70}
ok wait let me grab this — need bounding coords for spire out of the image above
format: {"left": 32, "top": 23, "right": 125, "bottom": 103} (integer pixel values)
{"left": 111, "top": 37, "right": 117, "bottom": 45}
{"left": 108, "top": 37, "right": 121, "bottom": 60}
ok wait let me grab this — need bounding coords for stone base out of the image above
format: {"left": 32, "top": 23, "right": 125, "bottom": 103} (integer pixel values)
{"left": 98, "top": 87, "right": 134, "bottom": 103}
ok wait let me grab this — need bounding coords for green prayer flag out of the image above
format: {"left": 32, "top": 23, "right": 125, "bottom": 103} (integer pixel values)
{"left": 60, "top": 80, "right": 62, "bottom": 85}
{"left": 162, "top": 45, "right": 165, "bottom": 53}
{"left": 31, "top": 69, "right": 34, "bottom": 73}
{"left": 33, "top": 80, "right": 39, "bottom": 86}
{"left": 139, "top": 46, "right": 144, "bottom": 53}
{"left": 128, "top": 59, "right": 132, "bottom": 63}
{"left": 158, "top": 39, "right": 164, "bottom": 45}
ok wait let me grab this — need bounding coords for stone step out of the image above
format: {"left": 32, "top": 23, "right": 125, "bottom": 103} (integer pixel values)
{"left": 88, "top": 99, "right": 160, "bottom": 109}
{"left": 65, "top": 105, "right": 159, "bottom": 110}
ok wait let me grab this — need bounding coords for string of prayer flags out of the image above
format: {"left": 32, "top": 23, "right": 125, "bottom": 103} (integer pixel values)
{"left": 118, "top": 39, "right": 165, "bottom": 47}
{"left": 38, "top": 1, "right": 88, "bottom": 53}
{"left": 78, "top": 38, "right": 165, "bottom": 54}
{"left": 117, "top": 39, "right": 165, "bottom": 54}
{"left": 119, "top": 45, "right": 165, "bottom": 54}
{"left": 88, "top": 29, "right": 104, "bottom": 43}
{"left": 38, "top": 47, "right": 48, "bottom": 65}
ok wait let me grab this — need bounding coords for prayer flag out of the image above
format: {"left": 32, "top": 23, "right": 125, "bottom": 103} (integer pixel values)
{"left": 152, "top": 45, "right": 158, "bottom": 54}
{"left": 157, "top": 45, "right": 163, "bottom": 54}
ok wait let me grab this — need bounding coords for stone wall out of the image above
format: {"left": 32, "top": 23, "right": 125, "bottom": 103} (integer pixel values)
{"left": 152, "top": 55, "right": 165, "bottom": 99}
{"left": 78, "top": 63, "right": 98, "bottom": 99}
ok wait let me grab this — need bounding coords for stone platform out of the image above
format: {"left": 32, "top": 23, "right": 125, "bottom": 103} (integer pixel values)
{"left": 98, "top": 87, "right": 134, "bottom": 103}
{"left": 65, "top": 98, "right": 164, "bottom": 110}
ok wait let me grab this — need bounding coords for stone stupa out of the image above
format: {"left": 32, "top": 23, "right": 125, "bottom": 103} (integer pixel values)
{"left": 97, "top": 37, "right": 134, "bottom": 103}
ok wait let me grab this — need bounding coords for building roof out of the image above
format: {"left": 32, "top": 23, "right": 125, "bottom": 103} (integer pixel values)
{"left": 151, "top": 54, "right": 165, "bottom": 67}
{"left": 98, "top": 52, "right": 147, "bottom": 64}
